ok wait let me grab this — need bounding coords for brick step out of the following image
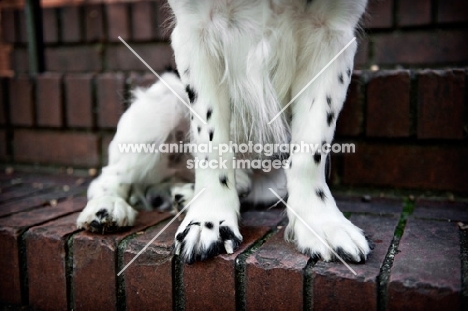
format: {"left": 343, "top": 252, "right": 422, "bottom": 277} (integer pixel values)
{"left": 0, "top": 171, "right": 466, "bottom": 310}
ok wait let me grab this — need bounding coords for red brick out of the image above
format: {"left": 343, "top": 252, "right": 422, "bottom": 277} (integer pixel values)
{"left": 245, "top": 228, "right": 309, "bottom": 310}
{"left": 0, "top": 181, "right": 54, "bottom": 203}
{"left": 61, "top": 5, "right": 82, "bottom": 43}
{"left": 105, "top": 43, "right": 175, "bottom": 72}
{"left": 365, "top": 0, "right": 393, "bottom": 29}
{"left": 17, "top": 10, "right": 27, "bottom": 44}
{"left": 343, "top": 143, "right": 468, "bottom": 192}
{"left": 84, "top": 4, "right": 105, "bottom": 42}
{"left": 0, "top": 184, "right": 87, "bottom": 218}
{"left": 354, "top": 37, "right": 369, "bottom": 68}
{"left": 26, "top": 212, "right": 81, "bottom": 311}
{"left": 96, "top": 73, "right": 125, "bottom": 128}
{"left": 65, "top": 73, "right": 94, "bottom": 128}
{"left": 336, "top": 196, "right": 403, "bottom": 215}
{"left": 127, "top": 72, "right": 157, "bottom": 90}
{"left": 366, "top": 70, "right": 411, "bottom": 137}
{"left": 373, "top": 30, "right": 468, "bottom": 66}
{"left": 388, "top": 218, "right": 461, "bottom": 310}
{"left": 3, "top": 171, "right": 88, "bottom": 186}
{"left": 0, "top": 197, "right": 86, "bottom": 305}
{"left": 437, "top": 0, "right": 468, "bottom": 23}
{"left": 46, "top": 46, "right": 102, "bottom": 72}
{"left": 241, "top": 208, "right": 286, "bottom": 227}
{"left": 0, "top": 79, "right": 6, "bottom": 124}
{"left": 312, "top": 214, "right": 399, "bottom": 311}
{"left": 336, "top": 72, "right": 364, "bottom": 137}
{"left": 0, "top": 129, "right": 8, "bottom": 160}
{"left": 9, "top": 75, "right": 34, "bottom": 126}
{"left": 417, "top": 70, "right": 465, "bottom": 140}
{"left": 1, "top": 8, "right": 16, "bottom": 43}
{"left": 185, "top": 226, "right": 270, "bottom": 311}
{"left": 413, "top": 200, "right": 468, "bottom": 222}
{"left": 42, "top": 7, "right": 58, "bottom": 43}
{"left": 13, "top": 130, "right": 100, "bottom": 167}
{"left": 397, "top": 0, "right": 432, "bottom": 27}
{"left": 106, "top": 3, "right": 130, "bottom": 42}
{"left": 11, "top": 48, "right": 29, "bottom": 73}
{"left": 131, "top": 1, "right": 154, "bottom": 41}
{"left": 123, "top": 219, "right": 179, "bottom": 311}
{"left": 36, "top": 73, "right": 63, "bottom": 127}
{"left": 72, "top": 211, "right": 171, "bottom": 311}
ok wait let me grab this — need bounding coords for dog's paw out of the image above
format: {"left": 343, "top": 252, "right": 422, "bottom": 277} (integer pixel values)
{"left": 77, "top": 196, "right": 137, "bottom": 233}
{"left": 173, "top": 191, "right": 242, "bottom": 263}
{"left": 170, "top": 183, "right": 194, "bottom": 212}
{"left": 286, "top": 212, "right": 371, "bottom": 263}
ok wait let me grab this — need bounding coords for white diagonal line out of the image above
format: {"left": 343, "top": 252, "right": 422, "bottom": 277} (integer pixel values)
{"left": 268, "top": 37, "right": 356, "bottom": 124}
{"left": 117, "top": 187, "right": 206, "bottom": 276}
{"left": 118, "top": 36, "right": 207, "bottom": 125}
{"left": 268, "top": 188, "right": 357, "bottom": 275}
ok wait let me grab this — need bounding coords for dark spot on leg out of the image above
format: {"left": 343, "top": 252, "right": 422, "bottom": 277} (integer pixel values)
{"left": 174, "top": 194, "right": 184, "bottom": 202}
{"left": 90, "top": 220, "right": 103, "bottom": 231}
{"left": 309, "top": 251, "right": 321, "bottom": 261}
{"left": 219, "top": 174, "right": 229, "bottom": 188}
{"left": 334, "top": 247, "right": 355, "bottom": 262}
{"left": 191, "top": 115, "right": 193, "bottom": 120}
{"left": 185, "top": 85, "right": 197, "bottom": 103}
{"left": 176, "top": 227, "right": 190, "bottom": 242}
{"left": 206, "top": 108, "right": 213, "bottom": 121}
{"left": 197, "top": 126, "right": 201, "bottom": 134}
{"left": 96, "top": 208, "right": 108, "bottom": 219}
{"left": 151, "top": 195, "right": 164, "bottom": 207}
{"left": 220, "top": 226, "right": 242, "bottom": 249}
{"left": 327, "top": 111, "right": 335, "bottom": 126}
{"left": 347, "top": 68, "right": 351, "bottom": 77}
{"left": 205, "top": 222, "right": 214, "bottom": 229}
{"left": 313, "top": 152, "right": 321, "bottom": 164}
{"left": 209, "top": 129, "right": 214, "bottom": 141}
{"left": 309, "top": 98, "right": 315, "bottom": 110}
{"left": 316, "top": 188, "right": 326, "bottom": 201}
{"left": 199, "top": 241, "right": 223, "bottom": 261}
{"left": 338, "top": 73, "right": 344, "bottom": 84}
{"left": 326, "top": 96, "right": 331, "bottom": 106}
{"left": 190, "top": 184, "right": 195, "bottom": 190}
{"left": 366, "top": 234, "right": 375, "bottom": 250}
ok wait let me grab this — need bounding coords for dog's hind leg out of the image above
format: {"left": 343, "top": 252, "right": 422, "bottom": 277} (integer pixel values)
{"left": 77, "top": 72, "right": 190, "bottom": 232}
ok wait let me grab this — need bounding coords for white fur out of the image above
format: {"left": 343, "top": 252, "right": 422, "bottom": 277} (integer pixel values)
{"left": 78, "top": 0, "right": 370, "bottom": 263}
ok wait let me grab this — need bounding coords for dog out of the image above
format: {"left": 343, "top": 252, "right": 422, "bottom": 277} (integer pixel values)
{"left": 77, "top": 0, "right": 371, "bottom": 264}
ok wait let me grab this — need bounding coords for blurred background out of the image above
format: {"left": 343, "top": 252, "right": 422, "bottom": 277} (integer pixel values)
{"left": 0, "top": 0, "right": 466, "bottom": 196}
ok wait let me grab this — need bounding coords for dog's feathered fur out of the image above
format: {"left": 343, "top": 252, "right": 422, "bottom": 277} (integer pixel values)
{"left": 77, "top": 0, "right": 371, "bottom": 264}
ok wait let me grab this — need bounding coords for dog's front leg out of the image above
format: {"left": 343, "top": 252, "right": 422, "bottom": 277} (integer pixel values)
{"left": 285, "top": 30, "right": 371, "bottom": 262}
{"left": 172, "top": 46, "right": 242, "bottom": 264}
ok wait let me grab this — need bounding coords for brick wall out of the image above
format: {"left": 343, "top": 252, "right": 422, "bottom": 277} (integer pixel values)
{"left": 0, "top": 0, "right": 467, "bottom": 194}
{"left": 1, "top": 0, "right": 173, "bottom": 74}
{"left": 1, "top": 0, "right": 468, "bottom": 74}
{"left": 0, "top": 69, "right": 466, "bottom": 193}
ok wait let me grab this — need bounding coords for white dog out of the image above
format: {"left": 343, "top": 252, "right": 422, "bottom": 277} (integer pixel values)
{"left": 77, "top": 0, "right": 371, "bottom": 264}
